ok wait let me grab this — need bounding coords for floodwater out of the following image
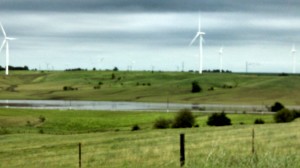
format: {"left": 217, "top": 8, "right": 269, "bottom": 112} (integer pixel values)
{"left": 0, "top": 100, "right": 279, "bottom": 113}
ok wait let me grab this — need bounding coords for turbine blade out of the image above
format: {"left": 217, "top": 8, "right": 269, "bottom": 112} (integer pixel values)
{"left": 6, "top": 37, "right": 16, "bottom": 40}
{"left": 0, "top": 23, "right": 6, "bottom": 37}
{"left": 198, "top": 15, "right": 201, "bottom": 32}
{"left": 189, "top": 33, "right": 199, "bottom": 46}
{"left": 0, "top": 40, "right": 5, "bottom": 52}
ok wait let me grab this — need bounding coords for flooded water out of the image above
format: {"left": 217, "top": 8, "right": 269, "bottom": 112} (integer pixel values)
{"left": 0, "top": 99, "right": 280, "bottom": 113}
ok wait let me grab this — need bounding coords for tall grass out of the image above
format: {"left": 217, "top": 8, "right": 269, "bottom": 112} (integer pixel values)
{"left": 0, "top": 108, "right": 299, "bottom": 167}
{"left": 0, "top": 121, "right": 300, "bottom": 167}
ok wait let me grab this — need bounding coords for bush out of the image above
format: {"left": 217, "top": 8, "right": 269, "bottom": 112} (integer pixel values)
{"left": 271, "top": 102, "right": 284, "bottom": 112}
{"left": 254, "top": 118, "right": 265, "bottom": 124}
{"left": 39, "top": 115, "right": 46, "bottom": 123}
{"left": 274, "top": 108, "right": 295, "bottom": 123}
{"left": 172, "top": 109, "right": 195, "bottom": 128}
{"left": 111, "top": 73, "right": 116, "bottom": 79}
{"left": 191, "top": 81, "right": 202, "bottom": 93}
{"left": 207, "top": 112, "right": 231, "bottom": 126}
{"left": 131, "top": 124, "right": 140, "bottom": 131}
{"left": 153, "top": 118, "right": 172, "bottom": 129}
{"left": 0, "top": 127, "right": 9, "bottom": 135}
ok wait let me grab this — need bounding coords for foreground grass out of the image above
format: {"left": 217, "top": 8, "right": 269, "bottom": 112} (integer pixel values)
{"left": 1, "top": 71, "right": 300, "bottom": 105}
{"left": 1, "top": 108, "right": 298, "bottom": 167}
{"left": 0, "top": 120, "right": 299, "bottom": 167}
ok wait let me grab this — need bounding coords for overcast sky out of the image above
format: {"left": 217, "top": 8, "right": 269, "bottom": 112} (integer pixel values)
{"left": 0, "top": 0, "right": 300, "bottom": 72}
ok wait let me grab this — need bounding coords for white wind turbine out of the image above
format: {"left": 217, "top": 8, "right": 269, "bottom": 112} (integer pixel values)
{"left": 219, "top": 46, "right": 223, "bottom": 73}
{"left": 291, "top": 44, "right": 296, "bottom": 74}
{"left": 0, "top": 23, "right": 16, "bottom": 75}
{"left": 190, "top": 15, "right": 205, "bottom": 74}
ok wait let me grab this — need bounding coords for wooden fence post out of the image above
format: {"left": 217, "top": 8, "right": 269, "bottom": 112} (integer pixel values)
{"left": 252, "top": 128, "right": 255, "bottom": 154}
{"left": 180, "top": 133, "right": 185, "bottom": 167}
{"left": 79, "top": 142, "right": 82, "bottom": 168}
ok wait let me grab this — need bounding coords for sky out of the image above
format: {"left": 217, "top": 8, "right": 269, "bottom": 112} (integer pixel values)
{"left": 0, "top": 0, "right": 300, "bottom": 73}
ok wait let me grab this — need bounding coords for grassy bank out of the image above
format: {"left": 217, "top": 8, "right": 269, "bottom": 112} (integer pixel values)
{"left": 1, "top": 71, "right": 300, "bottom": 105}
{"left": 0, "top": 108, "right": 299, "bottom": 167}
{"left": 0, "top": 108, "right": 273, "bottom": 134}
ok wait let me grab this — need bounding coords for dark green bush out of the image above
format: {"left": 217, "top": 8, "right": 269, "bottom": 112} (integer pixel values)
{"left": 153, "top": 118, "right": 172, "bottom": 129}
{"left": 254, "top": 118, "right": 265, "bottom": 124}
{"left": 274, "top": 108, "right": 295, "bottom": 123}
{"left": 131, "top": 124, "right": 140, "bottom": 131}
{"left": 207, "top": 112, "right": 231, "bottom": 126}
{"left": 0, "top": 127, "right": 9, "bottom": 135}
{"left": 191, "top": 81, "right": 202, "bottom": 93}
{"left": 39, "top": 115, "right": 46, "bottom": 123}
{"left": 271, "top": 102, "right": 284, "bottom": 112}
{"left": 172, "top": 109, "right": 195, "bottom": 128}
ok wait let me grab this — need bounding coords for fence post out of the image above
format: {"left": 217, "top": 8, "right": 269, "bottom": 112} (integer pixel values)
{"left": 79, "top": 142, "right": 82, "bottom": 168}
{"left": 180, "top": 133, "right": 185, "bottom": 167}
{"left": 252, "top": 128, "right": 255, "bottom": 154}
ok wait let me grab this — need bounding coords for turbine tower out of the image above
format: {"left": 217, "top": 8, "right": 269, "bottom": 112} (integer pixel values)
{"left": 219, "top": 46, "right": 223, "bottom": 73}
{"left": 291, "top": 44, "right": 296, "bottom": 74}
{"left": 0, "top": 23, "right": 16, "bottom": 75}
{"left": 190, "top": 15, "right": 205, "bottom": 74}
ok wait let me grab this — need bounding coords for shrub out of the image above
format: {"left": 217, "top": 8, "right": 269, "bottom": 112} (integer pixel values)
{"left": 153, "top": 118, "right": 172, "bottom": 129}
{"left": 274, "top": 108, "right": 295, "bottom": 123}
{"left": 0, "top": 127, "right": 9, "bottom": 135}
{"left": 191, "top": 81, "right": 202, "bottom": 93}
{"left": 63, "top": 86, "right": 77, "bottom": 91}
{"left": 131, "top": 124, "right": 140, "bottom": 131}
{"left": 38, "top": 129, "right": 44, "bottom": 134}
{"left": 172, "top": 109, "right": 195, "bottom": 128}
{"left": 271, "top": 102, "right": 284, "bottom": 112}
{"left": 207, "top": 112, "right": 231, "bottom": 126}
{"left": 254, "top": 118, "right": 265, "bottom": 124}
{"left": 98, "top": 82, "right": 103, "bottom": 85}
{"left": 39, "top": 115, "right": 46, "bottom": 123}
{"left": 111, "top": 73, "right": 116, "bottom": 79}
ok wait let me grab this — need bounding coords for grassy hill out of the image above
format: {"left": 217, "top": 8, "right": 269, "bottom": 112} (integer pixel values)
{"left": 0, "top": 70, "right": 300, "bottom": 105}
{"left": 0, "top": 108, "right": 299, "bottom": 167}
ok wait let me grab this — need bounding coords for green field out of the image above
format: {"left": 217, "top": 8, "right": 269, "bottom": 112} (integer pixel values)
{"left": 0, "top": 108, "right": 300, "bottom": 167}
{"left": 1, "top": 71, "right": 300, "bottom": 167}
{"left": 0, "top": 70, "right": 300, "bottom": 105}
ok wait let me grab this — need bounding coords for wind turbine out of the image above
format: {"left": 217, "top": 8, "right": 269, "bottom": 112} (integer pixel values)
{"left": 189, "top": 15, "right": 205, "bottom": 74}
{"left": 219, "top": 46, "right": 223, "bottom": 73}
{"left": 291, "top": 44, "right": 296, "bottom": 74}
{"left": 0, "top": 22, "right": 16, "bottom": 75}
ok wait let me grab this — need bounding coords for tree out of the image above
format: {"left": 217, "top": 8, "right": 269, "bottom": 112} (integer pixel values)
{"left": 271, "top": 102, "right": 284, "bottom": 112}
{"left": 207, "top": 112, "right": 231, "bottom": 126}
{"left": 191, "top": 81, "right": 202, "bottom": 93}
{"left": 274, "top": 108, "right": 295, "bottom": 123}
{"left": 172, "top": 109, "right": 195, "bottom": 128}
{"left": 113, "top": 67, "right": 118, "bottom": 71}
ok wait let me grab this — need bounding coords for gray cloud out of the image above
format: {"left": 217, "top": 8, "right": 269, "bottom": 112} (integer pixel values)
{"left": 1, "top": 0, "right": 300, "bottom": 15}
{"left": 1, "top": 1, "right": 300, "bottom": 72}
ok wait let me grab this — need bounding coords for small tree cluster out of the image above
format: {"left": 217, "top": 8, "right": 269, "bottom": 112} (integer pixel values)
{"left": 274, "top": 108, "right": 296, "bottom": 123}
{"left": 271, "top": 102, "right": 284, "bottom": 112}
{"left": 153, "top": 109, "right": 196, "bottom": 129}
{"left": 63, "top": 86, "right": 78, "bottom": 91}
{"left": 153, "top": 118, "right": 172, "bottom": 129}
{"left": 207, "top": 112, "right": 231, "bottom": 126}
{"left": 172, "top": 109, "right": 195, "bottom": 128}
{"left": 191, "top": 81, "right": 202, "bottom": 93}
{"left": 254, "top": 118, "right": 265, "bottom": 124}
{"left": 131, "top": 124, "right": 140, "bottom": 131}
